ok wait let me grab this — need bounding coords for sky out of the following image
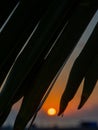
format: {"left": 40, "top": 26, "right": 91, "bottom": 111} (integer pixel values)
{"left": 2, "top": 7, "right": 98, "bottom": 129}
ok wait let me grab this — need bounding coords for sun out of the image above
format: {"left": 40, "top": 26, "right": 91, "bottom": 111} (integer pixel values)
{"left": 47, "top": 108, "right": 57, "bottom": 116}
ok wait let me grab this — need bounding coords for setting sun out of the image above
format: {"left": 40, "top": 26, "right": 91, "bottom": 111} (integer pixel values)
{"left": 47, "top": 108, "right": 57, "bottom": 116}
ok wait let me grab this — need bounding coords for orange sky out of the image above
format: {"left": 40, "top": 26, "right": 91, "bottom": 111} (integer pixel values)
{"left": 42, "top": 39, "right": 98, "bottom": 117}
{"left": 37, "top": 62, "right": 98, "bottom": 127}
{"left": 42, "top": 57, "right": 98, "bottom": 117}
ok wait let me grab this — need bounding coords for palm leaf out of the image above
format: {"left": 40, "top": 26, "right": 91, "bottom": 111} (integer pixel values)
{"left": 58, "top": 23, "right": 98, "bottom": 116}
{"left": 78, "top": 54, "right": 98, "bottom": 109}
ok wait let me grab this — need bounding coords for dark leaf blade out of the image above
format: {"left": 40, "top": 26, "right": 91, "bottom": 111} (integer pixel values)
{"left": 78, "top": 55, "right": 98, "bottom": 109}
{"left": 0, "top": 0, "right": 78, "bottom": 114}
{"left": 0, "top": 0, "right": 19, "bottom": 28}
{"left": 0, "top": 107, "right": 11, "bottom": 126}
{"left": 0, "top": 0, "right": 53, "bottom": 86}
{"left": 0, "top": 0, "right": 53, "bottom": 71}
{"left": 58, "top": 23, "right": 98, "bottom": 116}
{"left": 13, "top": 28, "right": 74, "bottom": 130}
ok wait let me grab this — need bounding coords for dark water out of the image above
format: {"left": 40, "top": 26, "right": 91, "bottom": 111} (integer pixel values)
{"left": 0, "top": 126, "right": 98, "bottom": 130}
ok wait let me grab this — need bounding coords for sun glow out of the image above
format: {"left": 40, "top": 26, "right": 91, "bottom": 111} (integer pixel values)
{"left": 47, "top": 108, "right": 57, "bottom": 116}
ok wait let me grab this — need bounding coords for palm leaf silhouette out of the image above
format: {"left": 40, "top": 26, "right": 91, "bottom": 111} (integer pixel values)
{"left": 0, "top": 0, "right": 98, "bottom": 129}
{"left": 78, "top": 54, "right": 98, "bottom": 109}
{"left": 58, "top": 23, "right": 98, "bottom": 116}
